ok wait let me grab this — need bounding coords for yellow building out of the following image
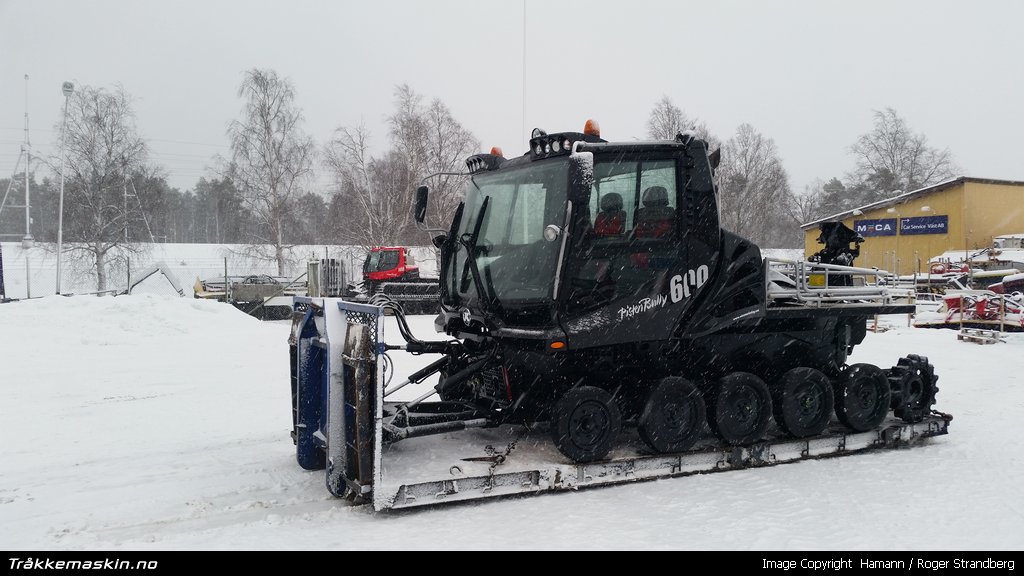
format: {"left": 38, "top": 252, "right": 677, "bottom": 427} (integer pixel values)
{"left": 802, "top": 177, "right": 1024, "bottom": 275}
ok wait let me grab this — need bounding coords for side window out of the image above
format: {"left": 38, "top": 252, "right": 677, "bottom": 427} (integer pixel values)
{"left": 590, "top": 162, "right": 637, "bottom": 237}
{"left": 635, "top": 160, "right": 677, "bottom": 239}
{"left": 589, "top": 160, "right": 677, "bottom": 238}
{"left": 568, "top": 158, "right": 681, "bottom": 312}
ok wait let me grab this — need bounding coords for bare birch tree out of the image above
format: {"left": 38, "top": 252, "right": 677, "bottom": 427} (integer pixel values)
{"left": 791, "top": 179, "right": 827, "bottom": 225}
{"left": 59, "top": 85, "right": 149, "bottom": 291}
{"left": 226, "top": 69, "right": 314, "bottom": 275}
{"left": 849, "top": 108, "right": 958, "bottom": 199}
{"left": 420, "top": 98, "right": 479, "bottom": 226}
{"left": 646, "top": 95, "right": 719, "bottom": 149}
{"left": 325, "top": 85, "right": 478, "bottom": 247}
{"left": 324, "top": 125, "right": 412, "bottom": 247}
{"left": 717, "top": 123, "right": 794, "bottom": 246}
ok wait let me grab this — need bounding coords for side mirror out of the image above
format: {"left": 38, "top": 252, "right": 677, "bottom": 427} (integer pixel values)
{"left": 431, "top": 234, "right": 447, "bottom": 249}
{"left": 708, "top": 148, "right": 721, "bottom": 171}
{"left": 414, "top": 185, "right": 430, "bottom": 224}
{"left": 568, "top": 150, "right": 594, "bottom": 192}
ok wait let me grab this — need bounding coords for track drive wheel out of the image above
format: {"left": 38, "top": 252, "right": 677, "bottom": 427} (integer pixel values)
{"left": 771, "top": 367, "right": 835, "bottom": 438}
{"left": 834, "top": 363, "right": 891, "bottom": 432}
{"left": 888, "top": 354, "right": 939, "bottom": 423}
{"left": 638, "top": 377, "right": 706, "bottom": 453}
{"left": 706, "top": 372, "right": 772, "bottom": 445}
{"left": 550, "top": 386, "right": 622, "bottom": 463}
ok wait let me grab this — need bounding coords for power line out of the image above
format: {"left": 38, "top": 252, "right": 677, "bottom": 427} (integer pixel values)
{"left": 0, "top": 127, "right": 231, "bottom": 149}
{"left": 146, "top": 137, "right": 229, "bottom": 148}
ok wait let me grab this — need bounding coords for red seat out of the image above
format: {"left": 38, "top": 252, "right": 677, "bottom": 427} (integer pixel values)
{"left": 594, "top": 193, "right": 626, "bottom": 236}
{"left": 633, "top": 186, "right": 674, "bottom": 238}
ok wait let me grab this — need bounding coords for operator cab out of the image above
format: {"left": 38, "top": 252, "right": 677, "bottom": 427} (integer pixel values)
{"left": 362, "top": 246, "right": 418, "bottom": 282}
{"left": 416, "top": 120, "right": 722, "bottom": 350}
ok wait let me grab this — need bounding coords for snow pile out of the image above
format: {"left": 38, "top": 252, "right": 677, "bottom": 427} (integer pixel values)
{"left": 2, "top": 297, "right": 1023, "bottom": 550}
{"left": 0, "top": 295, "right": 294, "bottom": 549}
{"left": 761, "top": 248, "right": 804, "bottom": 261}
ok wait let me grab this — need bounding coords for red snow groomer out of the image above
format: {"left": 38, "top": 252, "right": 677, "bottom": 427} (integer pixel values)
{"left": 362, "top": 247, "right": 420, "bottom": 285}
{"left": 361, "top": 247, "right": 439, "bottom": 314}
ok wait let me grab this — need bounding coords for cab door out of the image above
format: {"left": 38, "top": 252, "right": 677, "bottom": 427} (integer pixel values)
{"left": 562, "top": 154, "right": 698, "bottom": 347}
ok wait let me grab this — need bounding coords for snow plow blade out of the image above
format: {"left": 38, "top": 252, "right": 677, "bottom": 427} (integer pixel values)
{"left": 290, "top": 297, "right": 952, "bottom": 512}
{"left": 379, "top": 415, "right": 950, "bottom": 510}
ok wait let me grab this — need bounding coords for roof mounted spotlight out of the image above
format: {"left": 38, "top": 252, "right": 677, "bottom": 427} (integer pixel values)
{"left": 528, "top": 125, "right": 606, "bottom": 160}
{"left": 465, "top": 152, "right": 504, "bottom": 174}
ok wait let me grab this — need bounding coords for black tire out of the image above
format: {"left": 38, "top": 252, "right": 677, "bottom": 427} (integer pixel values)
{"left": 706, "top": 372, "right": 772, "bottom": 445}
{"left": 770, "top": 367, "right": 835, "bottom": 438}
{"left": 834, "top": 363, "right": 891, "bottom": 432}
{"left": 550, "top": 386, "right": 622, "bottom": 463}
{"left": 638, "top": 377, "right": 706, "bottom": 453}
{"left": 888, "top": 354, "right": 939, "bottom": 423}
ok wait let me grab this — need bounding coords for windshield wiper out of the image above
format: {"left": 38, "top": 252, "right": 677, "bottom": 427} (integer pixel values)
{"left": 441, "top": 202, "right": 465, "bottom": 306}
{"left": 457, "top": 196, "right": 498, "bottom": 312}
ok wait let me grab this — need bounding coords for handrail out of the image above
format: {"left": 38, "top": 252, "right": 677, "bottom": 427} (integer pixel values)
{"left": 765, "top": 258, "right": 913, "bottom": 308}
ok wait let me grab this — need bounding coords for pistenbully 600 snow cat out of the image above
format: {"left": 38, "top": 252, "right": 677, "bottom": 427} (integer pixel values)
{"left": 289, "top": 121, "right": 949, "bottom": 510}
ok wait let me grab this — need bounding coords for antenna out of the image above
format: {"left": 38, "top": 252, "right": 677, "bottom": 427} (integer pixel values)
{"left": 521, "top": 0, "right": 526, "bottom": 145}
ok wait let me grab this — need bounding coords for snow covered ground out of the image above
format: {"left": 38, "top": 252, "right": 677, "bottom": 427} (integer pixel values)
{"left": 1, "top": 295, "right": 1022, "bottom": 550}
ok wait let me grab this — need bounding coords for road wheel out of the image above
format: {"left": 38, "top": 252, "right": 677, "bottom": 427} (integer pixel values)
{"left": 834, "top": 363, "right": 891, "bottom": 432}
{"left": 707, "top": 372, "right": 771, "bottom": 445}
{"left": 550, "top": 386, "right": 621, "bottom": 463}
{"left": 888, "top": 355, "right": 939, "bottom": 423}
{"left": 638, "top": 377, "right": 706, "bottom": 453}
{"left": 771, "top": 367, "right": 834, "bottom": 438}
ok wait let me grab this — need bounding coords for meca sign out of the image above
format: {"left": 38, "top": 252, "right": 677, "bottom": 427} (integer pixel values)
{"left": 853, "top": 218, "right": 897, "bottom": 237}
{"left": 853, "top": 215, "right": 948, "bottom": 237}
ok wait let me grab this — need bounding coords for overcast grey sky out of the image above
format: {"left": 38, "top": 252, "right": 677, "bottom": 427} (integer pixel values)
{"left": 2, "top": 0, "right": 1022, "bottom": 195}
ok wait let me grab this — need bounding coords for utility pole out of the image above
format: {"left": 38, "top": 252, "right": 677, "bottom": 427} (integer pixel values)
{"left": 128, "top": 178, "right": 155, "bottom": 242}
{"left": 123, "top": 175, "right": 129, "bottom": 242}
{"left": 56, "top": 81, "right": 75, "bottom": 295}
{"left": 22, "top": 74, "right": 33, "bottom": 249}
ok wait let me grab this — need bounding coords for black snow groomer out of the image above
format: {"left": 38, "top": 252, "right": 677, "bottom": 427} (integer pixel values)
{"left": 289, "top": 120, "right": 950, "bottom": 510}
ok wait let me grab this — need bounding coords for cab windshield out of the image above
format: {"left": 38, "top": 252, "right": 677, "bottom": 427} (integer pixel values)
{"left": 448, "top": 159, "right": 568, "bottom": 305}
{"left": 364, "top": 249, "right": 399, "bottom": 273}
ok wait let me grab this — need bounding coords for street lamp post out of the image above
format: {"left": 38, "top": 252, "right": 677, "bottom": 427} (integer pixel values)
{"left": 55, "top": 81, "right": 74, "bottom": 295}
{"left": 919, "top": 206, "right": 933, "bottom": 282}
{"left": 887, "top": 206, "right": 901, "bottom": 276}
